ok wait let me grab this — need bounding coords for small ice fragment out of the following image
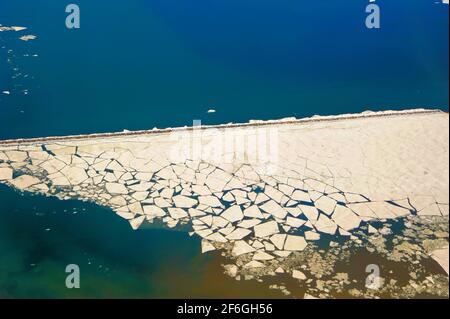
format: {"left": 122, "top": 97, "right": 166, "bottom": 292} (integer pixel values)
{"left": 20, "top": 35, "right": 37, "bottom": 41}
{"left": 207, "top": 109, "right": 216, "bottom": 113}
{"left": 2, "top": 91, "right": 10, "bottom": 95}
{"left": 11, "top": 26, "right": 27, "bottom": 32}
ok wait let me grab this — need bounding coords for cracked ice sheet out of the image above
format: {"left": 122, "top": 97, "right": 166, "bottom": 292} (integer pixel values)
{"left": 0, "top": 109, "right": 449, "bottom": 298}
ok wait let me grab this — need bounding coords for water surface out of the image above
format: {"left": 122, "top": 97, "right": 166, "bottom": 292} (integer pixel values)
{"left": 0, "top": 0, "right": 448, "bottom": 139}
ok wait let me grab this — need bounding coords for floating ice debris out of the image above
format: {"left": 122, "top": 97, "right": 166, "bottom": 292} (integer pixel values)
{"left": 2, "top": 91, "right": 10, "bottom": 95}
{"left": 254, "top": 221, "right": 279, "bottom": 238}
{"left": 275, "top": 267, "right": 285, "bottom": 274}
{"left": 207, "top": 109, "right": 216, "bottom": 113}
{"left": 20, "top": 35, "right": 37, "bottom": 41}
{"left": 368, "top": 224, "right": 377, "bottom": 234}
{"left": 201, "top": 239, "right": 216, "bottom": 253}
{"left": 224, "top": 264, "right": 238, "bottom": 277}
{"left": 430, "top": 246, "right": 449, "bottom": 275}
{"left": 244, "top": 260, "right": 264, "bottom": 269}
{"left": 12, "top": 26, "right": 27, "bottom": 31}
{"left": 252, "top": 251, "right": 275, "bottom": 261}
{"left": 0, "top": 167, "right": 14, "bottom": 180}
{"left": 232, "top": 240, "right": 255, "bottom": 256}
{"left": 292, "top": 270, "right": 307, "bottom": 280}
{"left": 221, "top": 205, "right": 244, "bottom": 223}
{"left": 0, "top": 109, "right": 448, "bottom": 298}
{"left": 0, "top": 26, "right": 27, "bottom": 32}
{"left": 284, "top": 235, "right": 308, "bottom": 251}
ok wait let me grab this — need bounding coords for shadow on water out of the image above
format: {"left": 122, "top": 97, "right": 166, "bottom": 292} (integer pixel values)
{"left": 0, "top": 184, "right": 283, "bottom": 298}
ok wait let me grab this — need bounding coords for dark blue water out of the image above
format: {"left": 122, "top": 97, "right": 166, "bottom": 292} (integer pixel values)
{"left": 0, "top": 0, "right": 448, "bottom": 139}
{"left": 0, "top": 184, "right": 286, "bottom": 298}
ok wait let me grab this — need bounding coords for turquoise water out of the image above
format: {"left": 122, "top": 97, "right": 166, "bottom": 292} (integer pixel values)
{"left": 0, "top": 0, "right": 448, "bottom": 298}
{"left": 0, "top": 184, "right": 285, "bottom": 298}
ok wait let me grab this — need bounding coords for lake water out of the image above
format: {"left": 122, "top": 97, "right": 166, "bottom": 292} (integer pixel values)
{"left": 0, "top": 0, "right": 448, "bottom": 140}
{"left": 0, "top": 0, "right": 448, "bottom": 298}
